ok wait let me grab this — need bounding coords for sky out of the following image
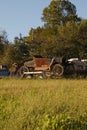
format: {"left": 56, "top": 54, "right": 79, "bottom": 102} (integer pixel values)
{"left": 0, "top": 0, "right": 87, "bottom": 42}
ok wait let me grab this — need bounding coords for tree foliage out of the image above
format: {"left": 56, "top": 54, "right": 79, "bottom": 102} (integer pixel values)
{"left": 0, "top": 30, "right": 8, "bottom": 55}
{"left": 41, "top": 0, "right": 81, "bottom": 27}
{"left": 25, "top": 19, "right": 87, "bottom": 59}
{"left": 8, "top": 36, "right": 30, "bottom": 66}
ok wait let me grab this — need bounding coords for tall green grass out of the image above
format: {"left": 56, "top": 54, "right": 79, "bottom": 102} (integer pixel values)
{"left": 0, "top": 78, "right": 87, "bottom": 130}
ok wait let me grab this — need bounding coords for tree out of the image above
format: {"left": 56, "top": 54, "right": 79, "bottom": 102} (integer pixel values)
{"left": 25, "top": 0, "right": 87, "bottom": 58}
{"left": 8, "top": 35, "right": 30, "bottom": 66}
{"left": 41, "top": 0, "right": 81, "bottom": 28}
{"left": 0, "top": 30, "right": 8, "bottom": 44}
{"left": 78, "top": 19, "right": 87, "bottom": 58}
{"left": 0, "top": 30, "right": 9, "bottom": 63}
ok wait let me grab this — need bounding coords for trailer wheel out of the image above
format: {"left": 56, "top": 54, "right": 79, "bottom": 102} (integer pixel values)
{"left": 52, "top": 64, "right": 64, "bottom": 78}
{"left": 18, "top": 66, "right": 29, "bottom": 78}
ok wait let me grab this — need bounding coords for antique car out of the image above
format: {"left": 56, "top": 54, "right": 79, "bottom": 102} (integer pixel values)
{"left": 17, "top": 56, "right": 64, "bottom": 78}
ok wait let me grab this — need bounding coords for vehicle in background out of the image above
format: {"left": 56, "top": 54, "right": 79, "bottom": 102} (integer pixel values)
{"left": 0, "top": 65, "right": 10, "bottom": 76}
{"left": 68, "top": 58, "right": 79, "bottom": 63}
{"left": 81, "top": 59, "right": 87, "bottom": 64}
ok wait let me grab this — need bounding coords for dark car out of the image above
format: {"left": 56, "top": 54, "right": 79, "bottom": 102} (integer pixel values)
{"left": 0, "top": 65, "right": 10, "bottom": 76}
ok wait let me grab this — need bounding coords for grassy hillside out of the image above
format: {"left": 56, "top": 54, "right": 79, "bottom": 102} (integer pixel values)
{"left": 0, "top": 78, "right": 87, "bottom": 130}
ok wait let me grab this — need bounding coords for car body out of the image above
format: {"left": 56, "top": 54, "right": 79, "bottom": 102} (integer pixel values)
{"left": 0, "top": 65, "right": 10, "bottom": 76}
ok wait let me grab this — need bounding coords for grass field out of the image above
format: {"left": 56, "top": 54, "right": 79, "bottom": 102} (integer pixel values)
{"left": 0, "top": 78, "right": 87, "bottom": 130}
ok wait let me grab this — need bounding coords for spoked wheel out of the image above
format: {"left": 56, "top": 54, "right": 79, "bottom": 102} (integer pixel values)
{"left": 51, "top": 64, "right": 64, "bottom": 78}
{"left": 18, "top": 66, "right": 29, "bottom": 78}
